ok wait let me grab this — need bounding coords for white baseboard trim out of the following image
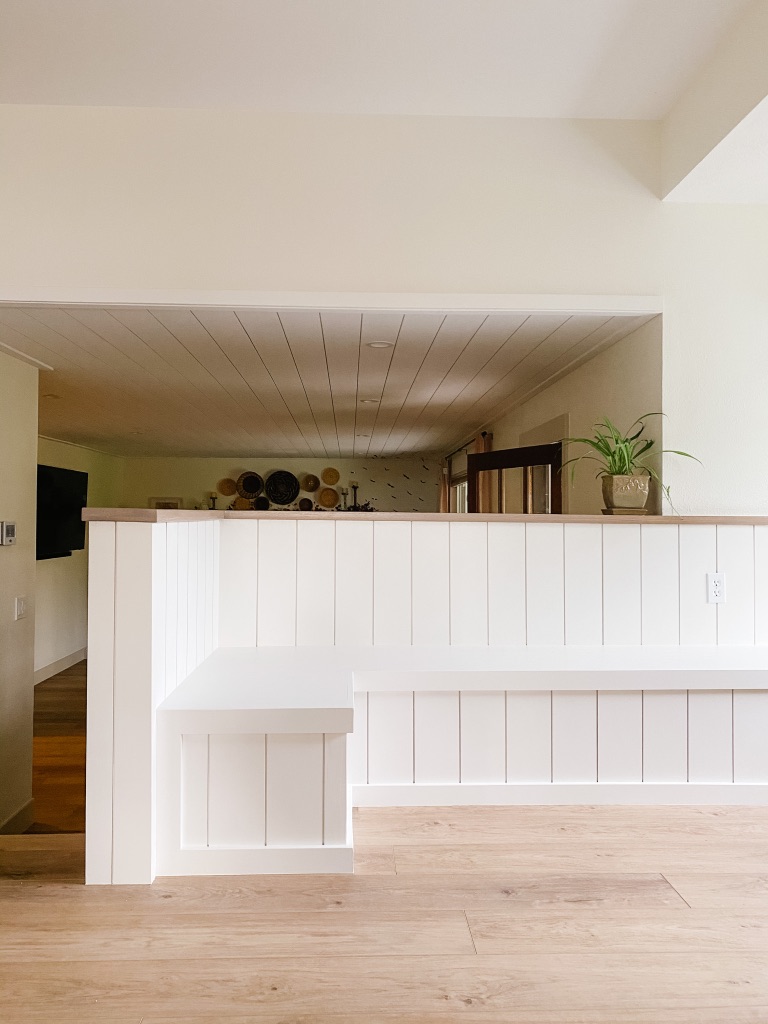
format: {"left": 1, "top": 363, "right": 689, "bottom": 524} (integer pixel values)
{"left": 352, "top": 783, "right": 768, "bottom": 806}
{"left": 0, "top": 799, "right": 35, "bottom": 834}
{"left": 34, "top": 648, "right": 87, "bottom": 685}
{"left": 155, "top": 844, "right": 354, "bottom": 880}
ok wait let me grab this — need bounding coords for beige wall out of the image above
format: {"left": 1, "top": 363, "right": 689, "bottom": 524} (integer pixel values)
{"left": 0, "top": 108, "right": 661, "bottom": 298}
{"left": 35, "top": 438, "right": 124, "bottom": 677}
{"left": 0, "top": 351, "right": 38, "bottom": 830}
{"left": 120, "top": 456, "right": 441, "bottom": 513}
{"left": 2, "top": 107, "right": 767, "bottom": 515}
{"left": 491, "top": 319, "right": 663, "bottom": 515}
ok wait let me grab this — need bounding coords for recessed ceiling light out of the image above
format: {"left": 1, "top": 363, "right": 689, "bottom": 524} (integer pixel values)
{"left": 129, "top": 430, "right": 145, "bottom": 435}
{"left": 356, "top": 433, "right": 371, "bottom": 438}
{"left": 367, "top": 341, "right": 392, "bottom": 349}
{"left": 42, "top": 393, "right": 61, "bottom": 399}
{"left": 360, "top": 399, "right": 379, "bottom": 404}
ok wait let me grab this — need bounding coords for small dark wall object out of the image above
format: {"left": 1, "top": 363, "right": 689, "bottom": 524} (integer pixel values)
{"left": 265, "top": 470, "right": 301, "bottom": 506}
{"left": 254, "top": 496, "right": 270, "bottom": 510}
{"left": 298, "top": 497, "right": 313, "bottom": 511}
{"left": 236, "top": 472, "right": 264, "bottom": 499}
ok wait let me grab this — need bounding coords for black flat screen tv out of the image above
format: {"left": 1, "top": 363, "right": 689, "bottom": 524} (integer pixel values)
{"left": 36, "top": 465, "right": 88, "bottom": 560}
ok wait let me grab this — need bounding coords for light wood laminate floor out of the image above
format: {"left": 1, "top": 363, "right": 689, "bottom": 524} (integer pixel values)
{"left": 2, "top": 804, "right": 768, "bottom": 1023}
{"left": 5, "top": 662, "right": 768, "bottom": 1021}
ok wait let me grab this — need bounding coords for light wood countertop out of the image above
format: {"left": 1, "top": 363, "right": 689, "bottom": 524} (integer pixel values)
{"left": 82, "top": 508, "right": 768, "bottom": 525}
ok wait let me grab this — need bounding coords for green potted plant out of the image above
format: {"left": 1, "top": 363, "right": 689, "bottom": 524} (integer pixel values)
{"left": 562, "top": 413, "right": 698, "bottom": 512}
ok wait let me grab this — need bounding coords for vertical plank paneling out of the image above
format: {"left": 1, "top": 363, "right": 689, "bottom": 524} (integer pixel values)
{"left": 552, "top": 691, "right": 597, "bottom": 782}
{"left": 506, "top": 691, "right": 552, "bottom": 783}
{"left": 733, "top": 691, "right": 768, "bottom": 782}
{"left": 487, "top": 522, "right": 526, "bottom": 646}
{"left": 218, "top": 520, "right": 258, "bottom": 646}
{"left": 196, "top": 521, "right": 206, "bottom": 664}
{"left": 266, "top": 734, "right": 324, "bottom": 846}
{"left": 296, "top": 519, "right": 335, "bottom": 646}
{"left": 180, "top": 733, "right": 208, "bottom": 848}
{"left": 526, "top": 523, "right": 564, "bottom": 646}
{"left": 112, "top": 523, "right": 155, "bottom": 883}
{"left": 211, "top": 520, "right": 220, "bottom": 650}
{"left": 186, "top": 522, "right": 198, "bottom": 671}
{"left": 85, "top": 521, "right": 116, "bottom": 884}
{"left": 413, "top": 691, "right": 460, "bottom": 784}
{"left": 367, "top": 691, "right": 414, "bottom": 784}
{"left": 597, "top": 691, "right": 642, "bottom": 782}
{"left": 175, "top": 522, "right": 189, "bottom": 680}
{"left": 688, "top": 690, "right": 733, "bottom": 782}
{"left": 602, "top": 525, "right": 641, "bottom": 645}
{"left": 679, "top": 525, "right": 717, "bottom": 645}
{"left": 449, "top": 522, "right": 488, "bottom": 645}
{"left": 641, "top": 525, "right": 680, "bottom": 645}
{"left": 373, "top": 521, "right": 412, "bottom": 646}
{"left": 204, "top": 521, "right": 215, "bottom": 658}
{"left": 717, "top": 525, "right": 755, "bottom": 645}
{"left": 208, "top": 733, "right": 265, "bottom": 847}
{"left": 411, "top": 521, "right": 450, "bottom": 646}
{"left": 564, "top": 524, "right": 602, "bottom": 645}
{"left": 150, "top": 523, "right": 167, "bottom": 707}
{"left": 642, "top": 690, "right": 688, "bottom": 782}
{"left": 257, "top": 519, "right": 297, "bottom": 646}
{"left": 350, "top": 692, "right": 369, "bottom": 785}
{"left": 460, "top": 691, "right": 506, "bottom": 783}
{"left": 755, "top": 526, "right": 768, "bottom": 645}
{"left": 164, "top": 523, "right": 178, "bottom": 695}
{"left": 323, "top": 734, "right": 349, "bottom": 845}
{"left": 335, "top": 520, "right": 373, "bottom": 646}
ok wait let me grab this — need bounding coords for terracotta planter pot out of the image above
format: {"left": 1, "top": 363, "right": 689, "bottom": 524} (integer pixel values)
{"left": 601, "top": 474, "right": 650, "bottom": 510}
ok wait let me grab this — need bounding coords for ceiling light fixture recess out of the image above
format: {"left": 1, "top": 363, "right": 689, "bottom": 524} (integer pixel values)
{"left": 360, "top": 399, "right": 379, "bottom": 404}
{"left": 367, "top": 341, "right": 392, "bottom": 349}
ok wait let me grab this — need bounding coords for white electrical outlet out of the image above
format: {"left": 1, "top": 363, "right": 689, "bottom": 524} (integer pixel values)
{"left": 707, "top": 572, "right": 726, "bottom": 604}
{"left": 14, "top": 596, "right": 27, "bottom": 620}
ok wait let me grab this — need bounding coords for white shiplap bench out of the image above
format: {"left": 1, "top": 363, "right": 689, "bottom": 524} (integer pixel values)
{"left": 154, "top": 644, "right": 768, "bottom": 876}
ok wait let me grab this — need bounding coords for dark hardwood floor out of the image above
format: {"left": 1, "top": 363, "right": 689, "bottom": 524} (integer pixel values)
{"left": 28, "top": 660, "right": 86, "bottom": 834}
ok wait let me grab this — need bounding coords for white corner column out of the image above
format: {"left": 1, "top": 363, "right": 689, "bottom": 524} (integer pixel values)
{"left": 86, "top": 521, "right": 163, "bottom": 884}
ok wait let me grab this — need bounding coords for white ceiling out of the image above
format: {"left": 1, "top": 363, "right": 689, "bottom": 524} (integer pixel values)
{"left": 0, "top": 305, "right": 654, "bottom": 458}
{"left": 0, "top": 0, "right": 747, "bottom": 119}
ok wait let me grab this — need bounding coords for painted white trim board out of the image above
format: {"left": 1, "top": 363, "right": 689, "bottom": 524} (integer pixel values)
{"left": 157, "top": 845, "right": 354, "bottom": 876}
{"left": 352, "top": 784, "right": 768, "bottom": 806}
{"left": 0, "top": 799, "right": 35, "bottom": 835}
{"left": 34, "top": 648, "right": 87, "bottom": 686}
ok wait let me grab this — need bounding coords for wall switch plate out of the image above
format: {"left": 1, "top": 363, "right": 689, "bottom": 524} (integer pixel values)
{"left": 14, "top": 596, "right": 28, "bottom": 620}
{"left": 0, "top": 521, "right": 16, "bottom": 546}
{"left": 707, "top": 572, "right": 726, "bottom": 604}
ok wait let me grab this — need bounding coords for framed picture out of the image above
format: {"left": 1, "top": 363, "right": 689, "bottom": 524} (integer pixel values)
{"left": 149, "top": 497, "right": 182, "bottom": 510}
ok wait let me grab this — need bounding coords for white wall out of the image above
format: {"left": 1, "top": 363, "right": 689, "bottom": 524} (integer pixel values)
{"left": 34, "top": 438, "right": 125, "bottom": 678}
{"left": 120, "top": 455, "right": 441, "bottom": 513}
{"left": 0, "top": 108, "right": 662, "bottom": 297}
{"left": 662, "top": 204, "right": 768, "bottom": 515}
{"left": 0, "top": 351, "right": 38, "bottom": 830}
{"left": 490, "top": 319, "right": 663, "bottom": 514}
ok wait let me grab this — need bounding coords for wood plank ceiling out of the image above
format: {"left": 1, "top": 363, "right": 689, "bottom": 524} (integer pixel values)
{"left": 0, "top": 306, "right": 655, "bottom": 458}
